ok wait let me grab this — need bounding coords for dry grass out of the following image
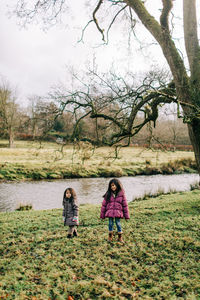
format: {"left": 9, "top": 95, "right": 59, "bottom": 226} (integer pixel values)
{"left": 0, "top": 140, "right": 195, "bottom": 169}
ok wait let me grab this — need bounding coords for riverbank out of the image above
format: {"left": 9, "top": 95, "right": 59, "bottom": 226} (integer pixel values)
{"left": 0, "top": 140, "right": 197, "bottom": 181}
{"left": 1, "top": 190, "right": 200, "bottom": 299}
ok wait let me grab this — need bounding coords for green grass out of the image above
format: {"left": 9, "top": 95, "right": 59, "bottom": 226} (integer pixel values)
{"left": 0, "top": 140, "right": 197, "bottom": 181}
{"left": 0, "top": 190, "right": 200, "bottom": 299}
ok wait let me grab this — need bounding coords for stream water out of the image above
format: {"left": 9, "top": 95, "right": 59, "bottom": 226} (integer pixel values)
{"left": 0, "top": 173, "right": 199, "bottom": 212}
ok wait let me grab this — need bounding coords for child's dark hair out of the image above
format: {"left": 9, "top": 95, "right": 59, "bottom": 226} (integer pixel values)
{"left": 63, "top": 187, "right": 77, "bottom": 202}
{"left": 104, "top": 178, "right": 123, "bottom": 201}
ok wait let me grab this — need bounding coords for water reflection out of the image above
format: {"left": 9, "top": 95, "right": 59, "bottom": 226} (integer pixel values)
{"left": 0, "top": 173, "right": 199, "bottom": 212}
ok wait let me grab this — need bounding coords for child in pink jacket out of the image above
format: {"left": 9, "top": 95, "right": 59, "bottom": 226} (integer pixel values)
{"left": 100, "top": 178, "right": 130, "bottom": 243}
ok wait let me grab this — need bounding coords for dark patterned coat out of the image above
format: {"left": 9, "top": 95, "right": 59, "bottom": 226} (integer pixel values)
{"left": 63, "top": 197, "right": 79, "bottom": 226}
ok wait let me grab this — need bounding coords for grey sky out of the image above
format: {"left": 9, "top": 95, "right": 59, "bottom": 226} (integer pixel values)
{"left": 1, "top": 2, "right": 99, "bottom": 102}
{"left": 1, "top": 1, "right": 184, "bottom": 106}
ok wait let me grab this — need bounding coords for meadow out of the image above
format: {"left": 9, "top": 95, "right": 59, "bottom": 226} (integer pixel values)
{"left": 0, "top": 140, "right": 197, "bottom": 181}
{"left": 0, "top": 190, "right": 200, "bottom": 299}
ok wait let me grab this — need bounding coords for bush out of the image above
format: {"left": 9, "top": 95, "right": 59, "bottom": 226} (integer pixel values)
{"left": 47, "top": 172, "right": 63, "bottom": 179}
{"left": 32, "top": 171, "right": 48, "bottom": 180}
{"left": 16, "top": 203, "right": 33, "bottom": 211}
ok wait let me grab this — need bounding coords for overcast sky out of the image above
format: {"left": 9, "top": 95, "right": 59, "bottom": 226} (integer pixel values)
{"left": 1, "top": 1, "right": 185, "bottom": 106}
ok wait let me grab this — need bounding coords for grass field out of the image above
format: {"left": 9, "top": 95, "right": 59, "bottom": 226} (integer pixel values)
{"left": 0, "top": 140, "right": 197, "bottom": 181}
{"left": 0, "top": 190, "right": 200, "bottom": 299}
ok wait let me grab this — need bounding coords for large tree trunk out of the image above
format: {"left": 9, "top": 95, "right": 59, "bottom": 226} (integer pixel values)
{"left": 188, "top": 121, "right": 200, "bottom": 179}
{"left": 183, "top": 0, "right": 200, "bottom": 180}
{"left": 183, "top": 0, "right": 200, "bottom": 86}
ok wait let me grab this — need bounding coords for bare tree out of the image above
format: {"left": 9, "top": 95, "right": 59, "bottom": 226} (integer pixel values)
{"left": 0, "top": 79, "right": 20, "bottom": 147}
{"left": 51, "top": 69, "right": 176, "bottom": 146}
{"left": 27, "top": 96, "right": 60, "bottom": 139}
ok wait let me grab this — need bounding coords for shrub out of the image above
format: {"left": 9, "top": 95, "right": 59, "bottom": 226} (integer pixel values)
{"left": 32, "top": 171, "right": 48, "bottom": 180}
{"left": 47, "top": 172, "right": 62, "bottom": 179}
{"left": 16, "top": 203, "right": 33, "bottom": 211}
{"left": 190, "top": 182, "right": 200, "bottom": 190}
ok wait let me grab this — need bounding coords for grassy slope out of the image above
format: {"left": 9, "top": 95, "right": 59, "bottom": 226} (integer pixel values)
{"left": 0, "top": 191, "right": 200, "bottom": 299}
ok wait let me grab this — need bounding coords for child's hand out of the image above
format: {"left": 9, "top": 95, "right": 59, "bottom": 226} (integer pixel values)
{"left": 72, "top": 216, "right": 79, "bottom": 224}
{"left": 63, "top": 217, "right": 65, "bottom": 222}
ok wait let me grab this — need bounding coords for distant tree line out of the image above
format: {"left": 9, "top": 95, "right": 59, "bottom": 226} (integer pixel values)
{"left": 0, "top": 79, "right": 191, "bottom": 150}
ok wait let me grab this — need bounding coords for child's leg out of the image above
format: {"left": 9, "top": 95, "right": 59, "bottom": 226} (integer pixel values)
{"left": 67, "top": 226, "right": 74, "bottom": 238}
{"left": 115, "top": 218, "right": 122, "bottom": 232}
{"left": 108, "top": 218, "right": 114, "bottom": 241}
{"left": 108, "top": 218, "right": 114, "bottom": 232}
{"left": 115, "top": 218, "right": 124, "bottom": 243}
{"left": 73, "top": 226, "right": 78, "bottom": 237}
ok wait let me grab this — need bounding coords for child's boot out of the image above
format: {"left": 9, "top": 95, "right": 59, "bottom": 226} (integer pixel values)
{"left": 117, "top": 232, "right": 124, "bottom": 244}
{"left": 108, "top": 231, "right": 113, "bottom": 242}
{"left": 67, "top": 233, "right": 73, "bottom": 238}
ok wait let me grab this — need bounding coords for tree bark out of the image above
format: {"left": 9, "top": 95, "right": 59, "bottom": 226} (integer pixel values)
{"left": 188, "top": 121, "right": 200, "bottom": 179}
{"left": 183, "top": 0, "right": 200, "bottom": 178}
{"left": 183, "top": 0, "right": 200, "bottom": 84}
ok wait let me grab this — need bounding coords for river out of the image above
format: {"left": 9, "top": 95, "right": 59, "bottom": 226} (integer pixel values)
{"left": 0, "top": 173, "right": 199, "bottom": 212}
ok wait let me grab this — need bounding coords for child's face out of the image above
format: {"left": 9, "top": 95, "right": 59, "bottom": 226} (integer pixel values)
{"left": 65, "top": 190, "right": 71, "bottom": 198}
{"left": 111, "top": 183, "right": 117, "bottom": 192}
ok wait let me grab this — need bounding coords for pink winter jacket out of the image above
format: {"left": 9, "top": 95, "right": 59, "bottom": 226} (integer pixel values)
{"left": 100, "top": 190, "right": 130, "bottom": 219}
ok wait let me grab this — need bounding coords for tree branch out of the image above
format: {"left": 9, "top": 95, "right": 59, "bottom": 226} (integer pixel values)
{"left": 92, "top": 0, "right": 105, "bottom": 41}
{"left": 160, "top": 0, "right": 173, "bottom": 31}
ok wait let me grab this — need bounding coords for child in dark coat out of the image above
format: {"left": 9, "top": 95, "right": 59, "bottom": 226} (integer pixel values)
{"left": 100, "top": 178, "right": 130, "bottom": 243}
{"left": 62, "top": 187, "right": 79, "bottom": 238}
